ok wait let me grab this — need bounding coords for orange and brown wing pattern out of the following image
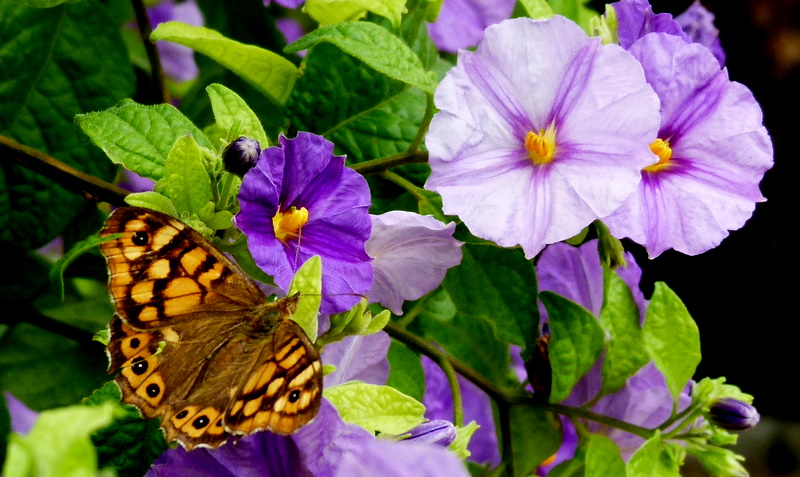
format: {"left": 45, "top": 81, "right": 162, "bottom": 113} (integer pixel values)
{"left": 99, "top": 207, "right": 265, "bottom": 329}
{"left": 224, "top": 317, "right": 323, "bottom": 436}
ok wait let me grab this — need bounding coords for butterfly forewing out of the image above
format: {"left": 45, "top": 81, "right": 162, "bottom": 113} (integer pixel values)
{"left": 100, "top": 207, "right": 323, "bottom": 450}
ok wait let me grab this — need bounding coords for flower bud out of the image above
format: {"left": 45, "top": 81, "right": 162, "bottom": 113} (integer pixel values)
{"left": 222, "top": 136, "right": 261, "bottom": 177}
{"left": 403, "top": 420, "right": 457, "bottom": 447}
{"left": 708, "top": 398, "right": 760, "bottom": 431}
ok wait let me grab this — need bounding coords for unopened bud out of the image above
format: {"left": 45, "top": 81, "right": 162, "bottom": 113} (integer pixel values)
{"left": 708, "top": 398, "right": 760, "bottom": 431}
{"left": 222, "top": 136, "right": 261, "bottom": 177}
{"left": 403, "top": 420, "right": 457, "bottom": 447}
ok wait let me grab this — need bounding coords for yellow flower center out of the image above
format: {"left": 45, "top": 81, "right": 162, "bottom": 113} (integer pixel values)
{"left": 525, "top": 123, "right": 557, "bottom": 165}
{"left": 643, "top": 138, "right": 673, "bottom": 173}
{"left": 273, "top": 206, "right": 309, "bottom": 243}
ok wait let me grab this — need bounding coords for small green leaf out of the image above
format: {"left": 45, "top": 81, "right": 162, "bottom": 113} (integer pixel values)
{"left": 598, "top": 267, "right": 648, "bottom": 396}
{"left": 154, "top": 134, "right": 212, "bottom": 216}
{"left": 304, "top": 0, "right": 407, "bottom": 28}
{"left": 509, "top": 406, "right": 562, "bottom": 477}
{"left": 289, "top": 255, "right": 322, "bottom": 341}
{"left": 123, "top": 192, "right": 179, "bottom": 217}
{"left": 518, "top": 0, "right": 555, "bottom": 19}
{"left": 541, "top": 291, "right": 605, "bottom": 403}
{"left": 151, "top": 22, "right": 298, "bottom": 105}
{"left": 76, "top": 99, "right": 213, "bottom": 181}
{"left": 643, "top": 282, "right": 701, "bottom": 402}
{"left": 2, "top": 402, "right": 120, "bottom": 477}
{"left": 285, "top": 22, "right": 436, "bottom": 94}
{"left": 49, "top": 234, "right": 110, "bottom": 301}
{"left": 449, "top": 421, "right": 478, "bottom": 459}
{"left": 324, "top": 381, "right": 425, "bottom": 434}
{"left": 386, "top": 340, "right": 425, "bottom": 402}
{"left": 626, "top": 433, "right": 682, "bottom": 477}
{"left": 586, "top": 434, "right": 625, "bottom": 477}
{"left": 206, "top": 83, "right": 269, "bottom": 147}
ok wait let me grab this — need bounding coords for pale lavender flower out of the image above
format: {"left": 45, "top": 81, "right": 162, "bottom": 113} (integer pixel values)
{"left": 322, "top": 332, "right": 391, "bottom": 387}
{"left": 426, "top": 0, "right": 516, "bottom": 54}
{"left": 534, "top": 240, "right": 691, "bottom": 461}
{"left": 147, "top": 400, "right": 470, "bottom": 476}
{"left": 4, "top": 392, "right": 37, "bottom": 434}
{"left": 422, "top": 356, "right": 500, "bottom": 466}
{"left": 148, "top": 0, "right": 204, "bottom": 82}
{"left": 425, "top": 16, "right": 660, "bottom": 259}
{"left": 235, "top": 132, "right": 373, "bottom": 314}
{"left": 676, "top": 1, "right": 725, "bottom": 66}
{"left": 602, "top": 33, "right": 773, "bottom": 257}
{"left": 366, "top": 211, "right": 462, "bottom": 315}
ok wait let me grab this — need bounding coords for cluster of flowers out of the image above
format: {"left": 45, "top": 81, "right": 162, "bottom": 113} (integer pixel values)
{"left": 10, "top": 0, "right": 767, "bottom": 475}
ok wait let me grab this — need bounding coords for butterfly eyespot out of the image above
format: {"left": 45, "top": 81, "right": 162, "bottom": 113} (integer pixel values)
{"left": 132, "top": 231, "right": 149, "bottom": 246}
{"left": 175, "top": 410, "right": 189, "bottom": 419}
{"left": 129, "top": 337, "right": 141, "bottom": 348}
{"left": 288, "top": 390, "right": 301, "bottom": 403}
{"left": 131, "top": 357, "right": 149, "bottom": 375}
{"left": 146, "top": 383, "right": 161, "bottom": 398}
{"left": 192, "top": 416, "right": 210, "bottom": 429}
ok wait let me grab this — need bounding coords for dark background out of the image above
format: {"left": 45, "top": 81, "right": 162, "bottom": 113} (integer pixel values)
{"left": 602, "top": 1, "right": 800, "bottom": 475}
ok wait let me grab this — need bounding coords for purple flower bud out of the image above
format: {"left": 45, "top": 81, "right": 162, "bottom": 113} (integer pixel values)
{"left": 404, "top": 420, "right": 457, "bottom": 447}
{"left": 708, "top": 398, "right": 760, "bottom": 431}
{"left": 222, "top": 136, "right": 261, "bottom": 177}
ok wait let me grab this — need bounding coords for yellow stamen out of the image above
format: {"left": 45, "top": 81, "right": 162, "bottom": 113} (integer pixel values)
{"left": 272, "top": 206, "right": 309, "bottom": 243}
{"left": 525, "top": 123, "right": 557, "bottom": 165}
{"left": 643, "top": 138, "right": 673, "bottom": 173}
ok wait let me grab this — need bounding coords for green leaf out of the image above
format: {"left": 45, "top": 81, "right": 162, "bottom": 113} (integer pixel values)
{"left": 586, "top": 434, "right": 625, "bottom": 477}
{"left": 5, "top": 0, "right": 78, "bottom": 7}
{"left": 304, "top": 0, "right": 408, "bottom": 28}
{"left": 518, "top": 0, "right": 555, "bottom": 19}
{"left": 643, "top": 282, "right": 701, "bottom": 402}
{"left": 449, "top": 421, "right": 478, "bottom": 459}
{"left": 443, "top": 243, "right": 539, "bottom": 356}
{"left": 154, "top": 134, "right": 212, "bottom": 216}
{"left": 286, "top": 22, "right": 436, "bottom": 94}
{"left": 0, "top": 322, "right": 109, "bottom": 411}
{"left": 76, "top": 99, "right": 213, "bottom": 181}
{"left": 152, "top": 22, "right": 298, "bottom": 105}
{"left": 0, "top": 0, "right": 135, "bottom": 249}
{"left": 541, "top": 291, "right": 605, "bottom": 403}
{"left": 206, "top": 83, "right": 269, "bottom": 147}
{"left": 598, "top": 267, "right": 649, "bottom": 396}
{"left": 49, "top": 235, "right": 111, "bottom": 301}
{"left": 509, "top": 406, "right": 562, "bottom": 477}
{"left": 2, "top": 402, "right": 120, "bottom": 477}
{"left": 324, "top": 381, "right": 425, "bottom": 434}
{"left": 626, "top": 433, "right": 682, "bottom": 477}
{"left": 547, "top": 0, "right": 599, "bottom": 34}
{"left": 86, "top": 382, "right": 168, "bottom": 477}
{"left": 386, "top": 340, "right": 425, "bottom": 402}
{"left": 289, "top": 255, "right": 322, "bottom": 341}
{"left": 123, "top": 192, "right": 180, "bottom": 217}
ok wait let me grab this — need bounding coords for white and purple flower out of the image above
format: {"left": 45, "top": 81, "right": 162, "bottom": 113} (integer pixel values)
{"left": 602, "top": 33, "right": 773, "bottom": 257}
{"left": 235, "top": 132, "right": 373, "bottom": 314}
{"left": 425, "top": 16, "right": 661, "bottom": 259}
{"left": 366, "top": 211, "right": 462, "bottom": 315}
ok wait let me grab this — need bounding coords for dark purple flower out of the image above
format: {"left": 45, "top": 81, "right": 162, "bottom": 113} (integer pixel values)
{"left": 366, "top": 211, "right": 462, "bottom": 315}
{"left": 147, "top": 0, "right": 204, "bottom": 82}
{"left": 611, "top": 0, "right": 689, "bottom": 50}
{"left": 675, "top": 1, "right": 725, "bottom": 67}
{"left": 708, "top": 398, "right": 760, "bottom": 431}
{"left": 426, "top": 0, "right": 516, "bottom": 54}
{"left": 264, "top": 0, "right": 305, "bottom": 7}
{"left": 223, "top": 136, "right": 262, "bottom": 177}
{"left": 235, "top": 132, "right": 373, "bottom": 314}
{"left": 422, "top": 356, "right": 500, "bottom": 466}
{"left": 603, "top": 34, "right": 773, "bottom": 257}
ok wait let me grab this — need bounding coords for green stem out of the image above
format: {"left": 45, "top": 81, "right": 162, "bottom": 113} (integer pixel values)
{"left": 498, "top": 402, "right": 514, "bottom": 477}
{"left": 392, "top": 295, "right": 429, "bottom": 328}
{"left": 407, "top": 93, "right": 435, "bottom": 153}
{"left": 379, "top": 170, "right": 427, "bottom": 201}
{"left": 436, "top": 356, "right": 464, "bottom": 427}
{"left": 350, "top": 151, "right": 429, "bottom": 175}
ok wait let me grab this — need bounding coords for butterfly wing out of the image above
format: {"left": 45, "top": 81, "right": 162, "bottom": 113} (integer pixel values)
{"left": 99, "top": 207, "right": 266, "bottom": 329}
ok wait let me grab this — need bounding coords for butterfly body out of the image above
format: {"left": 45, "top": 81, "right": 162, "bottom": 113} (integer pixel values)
{"left": 100, "top": 207, "right": 322, "bottom": 450}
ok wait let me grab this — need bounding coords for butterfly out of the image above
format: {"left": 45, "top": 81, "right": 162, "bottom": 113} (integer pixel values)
{"left": 99, "top": 206, "right": 323, "bottom": 450}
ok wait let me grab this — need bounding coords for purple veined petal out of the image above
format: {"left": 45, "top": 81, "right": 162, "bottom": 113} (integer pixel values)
{"left": 148, "top": 0, "right": 204, "bottom": 83}
{"left": 611, "top": 0, "right": 688, "bottom": 50}
{"left": 426, "top": 16, "right": 660, "bottom": 258}
{"left": 603, "top": 33, "right": 773, "bottom": 257}
{"left": 366, "top": 211, "right": 463, "bottom": 315}
{"left": 322, "top": 332, "right": 391, "bottom": 387}
{"left": 675, "top": 1, "right": 725, "bottom": 67}
{"left": 336, "top": 436, "right": 470, "bottom": 477}
{"left": 426, "top": 0, "right": 516, "bottom": 54}
{"left": 422, "top": 356, "right": 500, "bottom": 466}
{"left": 4, "top": 392, "right": 38, "bottom": 434}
